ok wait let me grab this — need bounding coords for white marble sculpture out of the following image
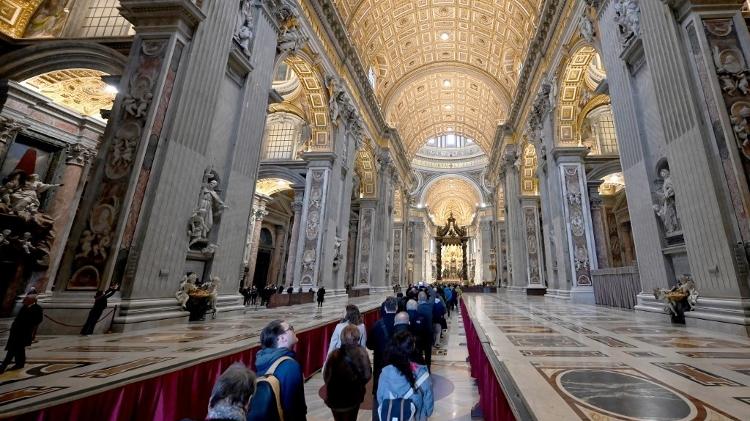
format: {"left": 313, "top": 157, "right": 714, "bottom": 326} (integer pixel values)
{"left": 653, "top": 275, "right": 699, "bottom": 317}
{"left": 277, "top": 18, "right": 306, "bottom": 54}
{"left": 188, "top": 172, "right": 228, "bottom": 250}
{"left": 176, "top": 273, "right": 198, "bottom": 309}
{"left": 613, "top": 0, "right": 640, "bottom": 46}
{"left": 234, "top": 0, "right": 254, "bottom": 56}
{"left": 206, "top": 275, "right": 221, "bottom": 318}
{"left": 653, "top": 168, "right": 680, "bottom": 235}
{"left": 9, "top": 174, "right": 62, "bottom": 214}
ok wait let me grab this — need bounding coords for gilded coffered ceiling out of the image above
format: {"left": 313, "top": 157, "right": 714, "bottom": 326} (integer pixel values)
{"left": 332, "top": 0, "right": 543, "bottom": 155}
{"left": 423, "top": 177, "right": 481, "bottom": 226}
{"left": 386, "top": 69, "right": 507, "bottom": 155}
{"left": 23, "top": 68, "right": 116, "bottom": 118}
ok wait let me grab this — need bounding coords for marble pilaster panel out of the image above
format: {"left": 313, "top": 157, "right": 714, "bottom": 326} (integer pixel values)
{"left": 355, "top": 199, "right": 377, "bottom": 287}
{"left": 245, "top": 195, "right": 269, "bottom": 287}
{"left": 588, "top": 181, "right": 610, "bottom": 269}
{"left": 555, "top": 149, "right": 598, "bottom": 304}
{"left": 480, "top": 218, "right": 493, "bottom": 284}
{"left": 522, "top": 196, "right": 546, "bottom": 292}
{"left": 391, "top": 223, "right": 403, "bottom": 287}
{"left": 285, "top": 190, "right": 303, "bottom": 288}
{"left": 505, "top": 163, "right": 527, "bottom": 291}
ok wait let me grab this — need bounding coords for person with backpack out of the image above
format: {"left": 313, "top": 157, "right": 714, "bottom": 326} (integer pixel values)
{"left": 323, "top": 324, "right": 372, "bottom": 421}
{"left": 376, "top": 331, "right": 434, "bottom": 421}
{"left": 247, "top": 320, "right": 306, "bottom": 421}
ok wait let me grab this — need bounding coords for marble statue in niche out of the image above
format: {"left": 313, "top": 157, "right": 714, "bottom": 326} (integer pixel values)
{"left": 234, "top": 0, "right": 255, "bottom": 57}
{"left": 332, "top": 236, "right": 343, "bottom": 270}
{"left": 187, "top": 169, "right": 227, "bottom": 252}
{"left": 579, "top": 10, "right": 595, "bottom": 44}
{"left": 653, "top": 168, "right": 681, "bottom": 235}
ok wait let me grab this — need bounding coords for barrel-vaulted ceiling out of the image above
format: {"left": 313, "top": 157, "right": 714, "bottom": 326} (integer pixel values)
{"left": 332, "top": 0, "right": 544, "bottom": 156}
{"left": 423, "top": 177, "right": 482, "bottom": 226}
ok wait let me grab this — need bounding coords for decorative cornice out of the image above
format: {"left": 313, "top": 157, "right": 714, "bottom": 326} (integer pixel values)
{"left": 118, "top": 0, "right": 206, "bottom": 34}
{"left": 65, "top": 143, "right": 96, "bottom": 166}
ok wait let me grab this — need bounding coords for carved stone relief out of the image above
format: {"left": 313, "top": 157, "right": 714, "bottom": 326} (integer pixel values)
{"left": 300, "top": 169, "right": 326, "bottom": 285}
{"left": 562, "top": 165, "right": 593, "bottom": 286}
{"left": 65, "top": 144, "right": 95, "bottom": 167}
{"left": 524, "top": 207, "right": 542, "bottom": 285}
{"left": 392, "top": 228, "right": 402, "bottom": 284}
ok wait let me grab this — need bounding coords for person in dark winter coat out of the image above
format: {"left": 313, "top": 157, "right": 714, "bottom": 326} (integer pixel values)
{"left": 0, "top": 294, "right": 43, "bottom": 373}
{"left": 254, "top": 319, "right": 307, "bottom": 421}
{"left": 406, "top": 299, "right": 431, "bottom": 367}
{"left": 80, "top": 283, "right": 118, "bottom": 335}
{"left": 366, "top": 296, "right": 397, "bottom": 396}
{"left": 316, "top": 287, "right": 326, "bottom": 307}
{"left": 324, "top": 324, "right": 372, "bottom": 421}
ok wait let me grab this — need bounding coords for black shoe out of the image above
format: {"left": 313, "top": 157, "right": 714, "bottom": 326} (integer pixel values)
{"left": 0, "top": 364, "right": 6, "bottom": 374}
{"left": 10, "top": 365, "right": 23, "bottom": 371}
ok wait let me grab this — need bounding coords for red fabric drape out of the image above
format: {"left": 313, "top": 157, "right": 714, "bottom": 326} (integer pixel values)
{"left": 9, "top": 308, "right": 380, "bottom": 421}
{"left": 459, "top": 298, "right": 516, "bottom": 421}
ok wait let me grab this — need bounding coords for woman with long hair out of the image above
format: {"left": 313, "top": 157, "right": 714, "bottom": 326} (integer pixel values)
{"left": 376, "top": 331, "right": 434, "bottom": 421}
{"left": 323, "top": 324, "right": 372, "bottom": 421}
{"left": 327, "top": 304, "right": 367, "bottom": 355}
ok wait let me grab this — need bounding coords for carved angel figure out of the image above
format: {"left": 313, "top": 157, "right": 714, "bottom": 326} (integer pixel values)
{"left": 176, "top": 272, "right": 198, "bottom": 309}
{"left": 234, "top": 0, "right": 254, "bottom": 56}
{"left": 277, "top": 18, "right": 306, "bottom": 54}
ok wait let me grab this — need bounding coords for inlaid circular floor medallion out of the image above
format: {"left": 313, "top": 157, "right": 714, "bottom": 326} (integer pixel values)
{"left": 558, "top": 369, "right": 694, "bottom": 420}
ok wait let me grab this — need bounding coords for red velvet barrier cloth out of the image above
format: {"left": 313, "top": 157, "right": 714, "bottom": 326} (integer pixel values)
{"left": 11, "top": 307, "right": 382, "bottom": 421}
{"left": 460, "top": 298, "right": 516, "bottom": 421}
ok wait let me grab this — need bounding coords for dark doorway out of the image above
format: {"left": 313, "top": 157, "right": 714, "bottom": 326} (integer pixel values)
{"left": 253, "top": 250, "right": 272, "bottom": 289}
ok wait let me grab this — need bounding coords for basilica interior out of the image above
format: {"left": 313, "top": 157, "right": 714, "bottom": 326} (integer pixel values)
{"left": 1, "top": 0, "right": 750, "bottom": 420}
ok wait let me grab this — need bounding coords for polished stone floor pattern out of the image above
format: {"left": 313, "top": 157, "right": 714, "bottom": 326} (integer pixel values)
{"left": 0, "top": 295, "right": 384, "bottom": 417}
{"left": 305, "top": 308, "right": 480, "bottom": 421}
{"left": 463, "top": 293, "right": 750, "bottom": 420}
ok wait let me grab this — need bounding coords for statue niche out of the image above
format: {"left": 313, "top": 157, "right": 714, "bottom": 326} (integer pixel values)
{"left": 187, "top": 168, "right": 228, "bottom": 255}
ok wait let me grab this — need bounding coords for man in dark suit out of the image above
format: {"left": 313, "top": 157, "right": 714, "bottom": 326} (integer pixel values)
{"left": 0, "top": 294, "right": 43, "bottom": 373}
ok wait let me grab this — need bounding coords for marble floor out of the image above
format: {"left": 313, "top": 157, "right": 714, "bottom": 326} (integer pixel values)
{"left": 463, "top": 292, "right": 750, "bottom": 421}
{"left": 0, "top": 295, "right": 384, "bottom": 417}
{"left": 305, "top": 307, "right": 481, "bottom": 421}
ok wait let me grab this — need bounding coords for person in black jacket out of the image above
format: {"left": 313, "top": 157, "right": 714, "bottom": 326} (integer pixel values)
{"left": 0, "top": 294, "right": 43, "bottom": 373}
{"left": 80, "top": 283, "right": 118, "bottom": 335}
{"left": 316, "top": 286, "right": 326, "bottom": 307}
{"left": 366, "top": 296, "right": 397, "bottom": 397}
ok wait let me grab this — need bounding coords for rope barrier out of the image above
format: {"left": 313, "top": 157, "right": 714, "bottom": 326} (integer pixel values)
{"left": 42, "top": 307, "right": 116, "bottom": 328}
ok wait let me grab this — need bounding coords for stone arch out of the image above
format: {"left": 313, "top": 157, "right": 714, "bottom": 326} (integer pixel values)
{"left": 555, "top": 44, "right": 607, "bottom": 146}
{"left": 419, "top": 173, "right": 485, "bottom": 206}
{"left": 272, "top": 50, "right": 331, "bottom": 151}
{"left": 0, "top": 41, "right": 127, "bottom": 80}
{"left": 257, "top": 166, "right": 306, "bottom": 189}
{"left": 354, "top": 143, "right": 377, "bottom": 198}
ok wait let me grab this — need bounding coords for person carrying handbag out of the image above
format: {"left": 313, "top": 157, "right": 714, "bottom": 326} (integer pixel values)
{"left": 376, "top": 331, "right": 434, "bottom": 421}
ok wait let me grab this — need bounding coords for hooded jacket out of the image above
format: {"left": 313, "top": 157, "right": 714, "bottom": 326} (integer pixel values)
{"left": 254, "top": 347, "right": 307, "bottom": 421}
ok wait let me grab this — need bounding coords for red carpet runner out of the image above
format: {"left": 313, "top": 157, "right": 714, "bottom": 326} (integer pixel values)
{"left": 12, "top": 309, "right": 380, "bottom": 421}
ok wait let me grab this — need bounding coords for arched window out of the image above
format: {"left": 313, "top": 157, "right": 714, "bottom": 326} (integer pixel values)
{"left": 262, "top": 112, "right": 306, "bottom": 160}
{"left": 581, "top": 105, "right": 618, "bottom": 155}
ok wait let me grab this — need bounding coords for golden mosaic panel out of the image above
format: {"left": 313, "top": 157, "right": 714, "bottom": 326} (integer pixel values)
{"left": 23, "top": 68, "right": 115, "bottom": 117}
{"left": 0, "top": 0, "right": 43, "bottom": 38}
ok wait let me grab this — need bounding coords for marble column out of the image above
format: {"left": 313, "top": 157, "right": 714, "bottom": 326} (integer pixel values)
{"left": 285, "top": 190, "right": 303, "bottom": 288}
{"left": 553, "top": 147, "right": 598, "bottom": 304}
{"left": 521, "top": 196, "right": 546, "bottom": 294}
{"left": 355, "top": 198, "right": 377, "bottom": 288}
{"left": 537, "top": 148, "right": 561, "bottom": 294}
{"left": 270, "top": 224, "right": 288, "bottom": 286}
{"left": 42, "top": 144, "right": 95, "bottom": 293}
{"left": 344, "top": 204, "right": 359, "bottom": 288}
{"left": 496, "top": 221, "right": 507, "bottom": 286}
{"left": 0, "top": 115, "right": 27, "bottom": 161}
{"left": 410, "top": 216, "right": 426, "bottom": 284}
{"left": 245, "top": 194, "right": 270, "bottom": 287}
{"left": 588, "top": 181, "right": 609, "bottom": 269}
{"left": 504, "top": 152, "right": 527, "bottom": 292}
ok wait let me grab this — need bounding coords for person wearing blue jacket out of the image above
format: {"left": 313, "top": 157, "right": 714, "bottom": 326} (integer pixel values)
{"left": 254, "top": 320, "right": 307, "bottom": 421}
{"left": 376, "top": 331, "right": 434, "bottom": 421}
